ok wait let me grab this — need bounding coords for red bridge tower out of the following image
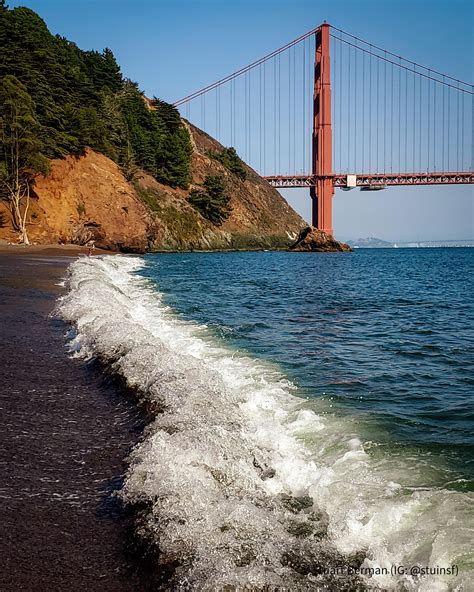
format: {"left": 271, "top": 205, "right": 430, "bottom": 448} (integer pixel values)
{"left": 311, "top": 23, "right": 334, "bottom": 235}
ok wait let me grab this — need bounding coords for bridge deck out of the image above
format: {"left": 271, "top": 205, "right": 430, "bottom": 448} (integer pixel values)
{"left": 264, "top": 172, "right": 474, "bottom": 188}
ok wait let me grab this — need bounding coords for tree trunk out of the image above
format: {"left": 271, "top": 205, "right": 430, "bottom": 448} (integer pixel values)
{"left": 7, "top": 181, "right": 30, "bottom": 244}
{"left": 20, "top": 183, "right": 30, "bottom": 245}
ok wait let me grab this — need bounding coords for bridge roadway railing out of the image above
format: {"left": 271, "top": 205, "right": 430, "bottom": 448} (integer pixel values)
{"left": 264, "top": 172, "right": 474, "bottom": 189}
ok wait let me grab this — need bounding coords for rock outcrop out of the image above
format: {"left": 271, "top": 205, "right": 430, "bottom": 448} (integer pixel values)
{"left": 28, "top": 150, "right": 153, "bottom": 252}
{"left": 290, "top": 226, "right": 352, "bottom": 252}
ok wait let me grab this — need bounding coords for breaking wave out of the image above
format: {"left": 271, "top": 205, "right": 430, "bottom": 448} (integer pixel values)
{"left": 57, "top": 255, "right": 473, "bottom": 591}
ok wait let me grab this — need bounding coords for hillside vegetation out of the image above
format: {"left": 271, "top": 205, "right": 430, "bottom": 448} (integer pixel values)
{"left": 0, "top": 2, "right": 305, "bottom": 250}
{"left": 0, "top": 1, "right": 192, "bottom": 189}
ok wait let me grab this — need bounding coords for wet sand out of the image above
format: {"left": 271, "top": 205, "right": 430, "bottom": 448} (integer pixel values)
{"left": 0, "top": 243, "right": 112, "bottom": 257}
{"left": 0, "top": 251, "right": 146, "bottom": 591}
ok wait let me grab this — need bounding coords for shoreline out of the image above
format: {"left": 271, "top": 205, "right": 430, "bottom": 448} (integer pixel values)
{"left": 0, "top": 252, "right": 147, "bottom": 591}
{"left": 0, "top": 241, "right": 352, "bottom": 256}
{"left": 0, "top": 243, "right": 113, "bottom": 256}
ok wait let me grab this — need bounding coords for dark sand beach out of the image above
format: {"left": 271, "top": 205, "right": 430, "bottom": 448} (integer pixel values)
{"left": 0, "top": 247, "right": 144, "bottom": 591}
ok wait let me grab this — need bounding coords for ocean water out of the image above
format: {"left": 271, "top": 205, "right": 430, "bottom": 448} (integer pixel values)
{"left": 57, "top": 249, "right": 474, "bottom": 591}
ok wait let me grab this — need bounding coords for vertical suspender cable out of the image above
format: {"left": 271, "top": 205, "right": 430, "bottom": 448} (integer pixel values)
{"left": 433, "top": 80, "right": 437, "bottom": 171}
{"left": 471, "top": 86, "right": 474, "bottom": 172}
{"left": 447, "top": 86, "right": 450, "bottom": 169}
{"left": 354, "top": 41, "right": 357, "bottom": 170}
{"left": 259, "top": 64, "right": 262, "bottom": 171}
{"left": 274, "top": 57, "right": 277, "bottom": 173}
{"left": 369, "top": 50, "right": 372, "bottom": 171}
{"left": 246, "top": 73, "right": 249, "bottom": 160}
{"left": 362, "top": 48, "right": 365, "bottom": 171}
{"left": 245, "top": 72, "right": 251, "bottom": 162}
{"left": 383, "top": 52, "right": 387, "bottom": 172}
{"left": 301, "top": 39, "right": 308, "bottom": 174}
{"left": 398, "top": 59, "right": 401, "bottom": 171}
{"left": 427, "top": 73, "right": 430, "bottom": 171}
{"left": 339, "top": 38, "right": 343, "bottom": 172}
{"left": 419, "top": 71, "right": 422, "bottom": 171}
{"left": 412, "top": 66, "right": 416, "bottom": 170}
{"left": 405, "top": 67, "right": 408, "bottom": 171}
{"left": 230, "top": 80, "right": 234, "bottom": 146}
{"left": 390, "top": 62, "right": 394, "bottom": 171}
{"left": 263, "top": 61, "right": 266, "bottom": 175}
{"left": 461, "top": 86, "right": 464, "bottom": 169}
{"left": 249, "top": 71, "right": 251, "bottom": 165}
{"left": 244, "top": 73, "right": 247, "bottom": 160}
{"left": 348, "top": 42, "right": 351, "bottom": 171}
{"left": 309, "top": 36, "right": 312, "bottom": 173}
{"left": 288, "top": 48, "right": 291, "bottom": 174}
{"left": 441, "top": 76, "right": 446, "bottom": 171}
{"left": 292, "top": 46, "right": 296, "bottom": 174}
{"left": 457, "top": 82, "right": 460, "bottom": 170}
{"left": 309, "top": 38, "right": 312, "bottom": 173}
{"left": 278, "top": 53, "right": 281, "bottom": 174}
{"left": 376, "top": 55, "right": 379, "bottom": 171}
{"left": 218, "top": 87, "right": 221, "bottom": 140}
{"left": 215, "top": 88, "right": 218, "bottom": 140}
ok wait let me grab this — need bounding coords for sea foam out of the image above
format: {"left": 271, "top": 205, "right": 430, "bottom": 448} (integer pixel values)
{"left": 57, "top": 255, "right": 473, "bottom": 591}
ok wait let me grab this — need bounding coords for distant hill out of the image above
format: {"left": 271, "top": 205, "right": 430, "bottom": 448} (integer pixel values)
{"left": 347, "top": 237, "right": 395, "bottom": 248}
{"left": 397, "top": 240, "right": 474, "bottom": 248}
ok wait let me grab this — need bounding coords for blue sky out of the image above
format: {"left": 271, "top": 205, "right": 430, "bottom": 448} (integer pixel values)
{"left": 9, "top": 0, "right": 474, "bottom": 241}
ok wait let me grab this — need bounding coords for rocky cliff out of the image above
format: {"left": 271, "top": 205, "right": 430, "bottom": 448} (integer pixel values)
{"left": 0, "top": 123, "right": 306, "bottom": 252}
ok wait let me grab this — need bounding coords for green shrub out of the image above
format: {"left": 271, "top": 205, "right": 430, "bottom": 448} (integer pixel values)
{"left": 208, "top": 147, "right": 246, "bottom": 180}
{"left": 189, "top": 175, "right": 231, "bottom": 225}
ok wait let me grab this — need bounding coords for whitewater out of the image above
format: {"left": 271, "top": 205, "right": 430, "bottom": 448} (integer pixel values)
{"left": 57, "top": 255, "right": 473, "bottom": 591}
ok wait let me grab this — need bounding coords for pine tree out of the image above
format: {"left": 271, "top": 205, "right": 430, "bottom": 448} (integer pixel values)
{"left": 0, "top": 4, "right": 193, "bottom": 196}
{"left": 209, "top": 147, "right": 246, "bottom": 180}
{"left": 189, "top": 175, "right": 231, "bottom": 225}
{"left": 0, "top": 75, "right": 48, "bottom": 243}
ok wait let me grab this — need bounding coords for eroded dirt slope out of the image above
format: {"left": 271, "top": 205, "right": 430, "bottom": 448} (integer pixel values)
{"left": 0, "top": 124, "right": 306, "bottom": 251}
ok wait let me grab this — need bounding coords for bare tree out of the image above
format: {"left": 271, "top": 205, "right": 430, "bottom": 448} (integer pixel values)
{"left": 0, "top": 75, "right": 48, "bottom": 244}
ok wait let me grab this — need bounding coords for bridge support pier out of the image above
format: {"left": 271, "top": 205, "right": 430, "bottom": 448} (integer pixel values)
{"left": 311, "top": 181, "right": 334, "bottom": 236}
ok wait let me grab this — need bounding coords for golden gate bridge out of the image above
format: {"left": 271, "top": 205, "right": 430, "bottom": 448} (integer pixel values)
{"left": 174, "top": 23, "right": 473, "bottom": 235}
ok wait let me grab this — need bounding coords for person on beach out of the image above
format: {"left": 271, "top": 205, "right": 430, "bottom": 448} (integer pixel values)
{"left": 87, "top": 240, "right": 96, "bottom": 256}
